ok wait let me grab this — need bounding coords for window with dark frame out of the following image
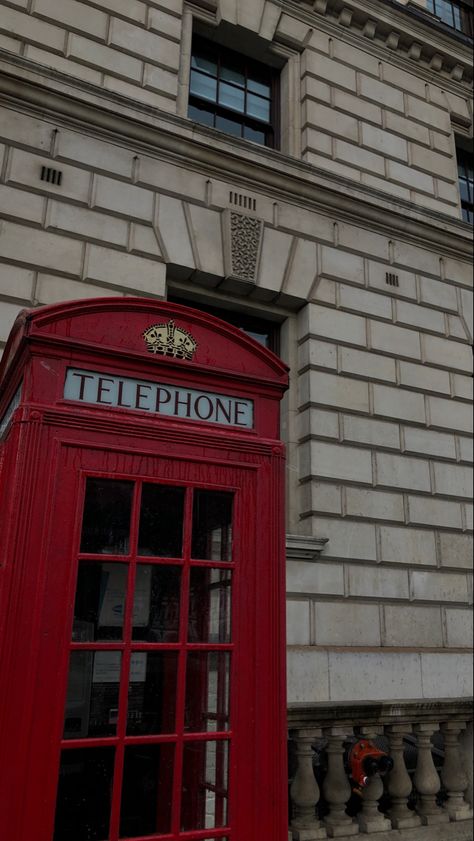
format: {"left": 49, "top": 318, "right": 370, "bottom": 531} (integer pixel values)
{"left": 188, "top": 36, "right": 279, "bottom": 148}
{"left": 426, "top": 0, "right": 473, "bottom": 37}
{"left": 168, "top": 295, "right": 280, "bottom": 355}
{"left": 457, "top": 146, "right": 474, "bottom": 223}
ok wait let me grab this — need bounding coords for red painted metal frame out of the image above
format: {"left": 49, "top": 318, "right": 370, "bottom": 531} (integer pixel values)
{"left": 0, "top": 299, "right": 289, "bottom": 841}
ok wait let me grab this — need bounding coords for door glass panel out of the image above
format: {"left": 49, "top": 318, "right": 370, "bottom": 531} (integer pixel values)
{"left": 63, "top": 651, "right": 121, "bottom": 739}
{"left": 188, "top": 568, "right": 232, "bottom": 643}
{"left": 127, "top": 652, "right": 179, "bottom": 735}
{"left": 120, "top": 744, "right": 175, "bottom": 838}
{"left": 54, "top": 747, "right": 115, "bottom": 841}
{"left": 72, "top": 562, "right": 127, "bottom": 641}
{"left": 80, "top": 479, "right": 133, "bottom": 555}
{"left": 185, "top": 653, "right": 231, "bottom": 733}
{"left": 138, "top": 484, "right": 185, "bottom": 557}
{"left": 132, "top": 565, "right": 181, "bottom": 642}
{"left": 181, "top": 741, "right": 229, "bottom": 831}
{"left": 192, "top": 491, "right": 234, "bottom": 561}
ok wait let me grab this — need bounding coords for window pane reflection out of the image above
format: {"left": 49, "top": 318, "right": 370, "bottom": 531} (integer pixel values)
{"left": 120, "top": 744, "right": 174, "bottom": 838}
{"left": 138, "top": 484, "right": 185, "bottom": 558}
{"left": 80, "top": 479, "right": 133, "bottom": 555}
{"left": 64, "top": 651, "right": 121, "bottom": 739}
{"left": 54, "top": 747, "right": 114, "bottom": 841}
{"left": 132, "top": 565, "right": 181, "bottom": 642}
{"left": 181, "top": 741, "right": 229, "bottom": 831}
{"left": 189, "top": 568, "right": 232, "bottom": 644}
{"left": 127, "top": 652, "right": 179, "bottom": 735}
{"left": 185, "top": 653, "right": 231, "bottom": 733}
{"left": 73, "top": 563, "right": 127, "bottom": 642}
{"left": 192, "top": 491, "right": 233, "bottom": 561}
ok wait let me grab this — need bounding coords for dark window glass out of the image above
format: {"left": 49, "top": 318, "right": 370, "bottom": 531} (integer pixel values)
{"left": 132, "top": 564, "right": 182, "bottom": 642}
{"left": 63, "top": 651, "right": 121, "bottom": 739}
{"left": 427, "top": 0, "right": 473, "bottom": 36}
{"left": 192, "top": 490, "right": 233, "bottom": 561}
{"left": 185, "top": 652, "right": 231, "bottom": 733}
{"left": 73, "top": 562, "right": 127, "bottom": 642}
{"left": 138, "top": 484, "right": 185, "bottom": 557}
{"left": 120, "top": 744, "right": 174, "bottom": 838}
{"left": 457, "top": 146, "right": 474, "bottom": 223}
{"left": 181, "top": 741, "right": 229, "bottom": 831}
{"left": 54, "top": 747, "right": 115, "bottom": 841}
{"left": 189, "top": 568, "right": 232, "bottom": 643}
{"left": 126, "top": 652, "right": 179, "bottom": 735}
{"left": 167, "top": 295, "right": 280, "bottom": 352}
{"left": 80, "top": 479, "right": 133, "bottom": 555}
{"left": 188, "top": 35, "right": 278, "bottom": 147}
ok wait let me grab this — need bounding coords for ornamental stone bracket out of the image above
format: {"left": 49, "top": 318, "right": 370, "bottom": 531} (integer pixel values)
{"left": 287, "top": 534, "right": 329, "bottom": 562}
{"left": 222, "top": 210, "right": 264, "bottom": 294}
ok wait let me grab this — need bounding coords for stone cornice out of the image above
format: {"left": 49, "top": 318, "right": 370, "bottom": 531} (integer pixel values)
{"left": 0, "top": 55, "right": 472, "bottom": 260}
{"left": 289, "top": 0, "right": 473, "bottom": 84}
{"left": 287, "top": 534, "right": 329, "bottom": 561}
{"left": 288, "top": 697, "right": 474, "bottom": 728}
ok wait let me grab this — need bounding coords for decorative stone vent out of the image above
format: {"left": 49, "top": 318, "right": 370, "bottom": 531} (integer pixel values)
{"left": 222, "top": 210, "right": 264, "bottom": 293}
{"left": 229, "top": 191, "right": 257, "bottom": 213}
{"left": 40, "top": 166, "right": 62, "bottom": 186}
{"left": 386, "top": 272, "right": 400, "bottom": 287}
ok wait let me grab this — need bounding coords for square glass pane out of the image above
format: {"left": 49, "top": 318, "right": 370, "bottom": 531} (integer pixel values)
{"left": 453, "top": 5, "right": 462, "bottom": 29}
{"left": 120, "top": 744, "right": 174, "bottom": 838}
{"left": 190, "top": 70, "right": 218, "bottom": 103}
{"left": 138, "top": 484, "right": 185, "bottom": 557}
{"left": 54, "top": 747, "right": 115, "bottom": 841}
{"left": 191, "top": 54, "right": 217, "bottom": 77}
{"left": 132, "top": 565, "right": 181, "bottom": 642}
{"left": 185, "top": 653, "right": 231, "bottom": 733}
{"left": 181, "top": 741, "right": 229, "bottom": 831}
{"left": 127, "top": 652, "right": 179, "bottom": 735}
{"left": 221, "top": 66, "right": 245, "bottom": 87}
{"left": 72, "top": 562, "right": 127, "bottom": 642}
{"left": 248, "top": 77, "right": 271, "bottom": 98}
{"left": 246, "top": 93, "right": 270, "bottom": 123}
{"left": 80, "top": 479, "right": 133, "bottom": 555}
{"left": 189, "top": 568, "right": 232, "bottom": 644}
{"left": 437, "top": 0, "right": 455, "bottom": 25}
{"left": 192, "top": 491, "right": 234, "bottom": 561}
{"left": 215, "top": 113, "right": 242, "bottom": 138}
{"left": 218, "top": 82, "right": 245, "bottom": 113}
{"left": 244, "top": 124, "right": 267, "bottom": 145}
{"left": 189, "top": 102, "right": 214, "bottom": 127}
{"left": 64, "top": 651, "right": 121, "bottom": 739}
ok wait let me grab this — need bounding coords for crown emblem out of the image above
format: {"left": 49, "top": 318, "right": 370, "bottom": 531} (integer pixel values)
{"left": 143, "top": 320, "right": 198, "bottom": 361}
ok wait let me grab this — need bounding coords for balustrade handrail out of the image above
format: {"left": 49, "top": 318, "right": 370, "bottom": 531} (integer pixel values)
{"left": 288, "top": 699, "right": 473, "bottom": 840}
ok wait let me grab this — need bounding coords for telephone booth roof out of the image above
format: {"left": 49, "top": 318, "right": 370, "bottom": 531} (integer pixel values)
{"left": 0, "top": 297, "right": 289, "bottom": 397}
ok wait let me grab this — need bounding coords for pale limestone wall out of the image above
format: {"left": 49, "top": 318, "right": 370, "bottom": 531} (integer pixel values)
{"left": 0, "top": 0, "right": 472, "bottom": 705}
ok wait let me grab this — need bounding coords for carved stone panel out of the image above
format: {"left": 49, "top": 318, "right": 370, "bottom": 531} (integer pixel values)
{"left": 222, "top": 210, "right": 264, "bottom": 294}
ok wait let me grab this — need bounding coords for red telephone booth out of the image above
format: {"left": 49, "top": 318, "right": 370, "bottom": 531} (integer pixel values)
{"left": 0, "top": 298, "right": 289, "bottom": 841}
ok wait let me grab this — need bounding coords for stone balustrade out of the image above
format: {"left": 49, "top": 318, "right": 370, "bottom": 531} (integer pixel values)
{"left": 288, "top": 700, "right": 473, "bottom": 840}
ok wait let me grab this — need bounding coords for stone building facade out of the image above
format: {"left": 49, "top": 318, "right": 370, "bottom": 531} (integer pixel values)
{"left": 0, "top": 0, "right": 473, "bottom": 836}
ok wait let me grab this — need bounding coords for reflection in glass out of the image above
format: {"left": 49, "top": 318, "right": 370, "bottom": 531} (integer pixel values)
{"left": 244, "top": 125, "right": 266, "bottom": 145}
{"left": 132, "top": 565, "right": 181, "bottom": 642}
{"left": 247, "top": 93, "right": 270, "bottom": 122}
{"left": 189, "top": 569, "right": 232, "bottom": 644}
{"left": 63, "top": 651, "right": 121, "bottom": 739}
{"left": 185, "top": 653, "right": 231, "bottom": 733}
{"left": 127, "top": 652, "right": 179, "bottom": 735}
{"left": 138, "top": 484, "right": 185, "bottom": 558}
{"left": 191, "top": 55, "right": 217, "bottom": 76}
{"left": 190, "top": 71, "right": 217, "bottom": 103}
{"left": 181, "top": 741, "right": 229, "bottom": 831}
{"left": 221, "top": 66, "right": 244, "bottom": 87}
{"left": 219, "top": 82, "right": 245, "bottom": 113}
{"left": 120, "top": 744, "right": 174, "bottom": 838}
{"left": 54, "top": 747, "right": 115, "bottom": 841}
{"left": 80, "top": 479, "right": 133, "bottom": 555}
{"left": 192, "top": 491, "right": 233, "bottom": 561}
{"left": 248, "top": 78, "right": 270, "bottom": 98}
{"left": 215, "top": 113, "right": 242, "bottom": 137}
{"left": 189, "top": 103, "right": 214, "bottom": 127}
{"left": 72, "top": 563, "right": 127, "bottom": 642}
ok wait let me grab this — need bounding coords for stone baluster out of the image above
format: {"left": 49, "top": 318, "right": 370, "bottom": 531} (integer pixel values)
{"left": 357, "top": 727, "right": 391, "bottom": 834}
{"left": 322, "top": 727, "right": 358, "bottom": 837}
{"left": 413, "top": 723, "right": 449, "bottom": 825}
{"left": 440, "top": 721, "right": 474, "bottom": 821}
{"left": 385, "top": 724, "right": 421, "bottom": 829}
{"left": 290, "top": 729, "right": 327, "bottom": 840}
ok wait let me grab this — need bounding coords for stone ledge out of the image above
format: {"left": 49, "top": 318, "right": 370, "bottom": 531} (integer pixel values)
{"left": 288, "top": 698, "right": 474, "bottom": 729}
{"left": 287, "top": 534, "right": 329, "bottom": 561}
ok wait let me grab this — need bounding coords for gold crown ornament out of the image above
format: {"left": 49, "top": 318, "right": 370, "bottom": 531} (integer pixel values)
{"left": 143, "top": 320, "right": 198, "bottom": 361}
